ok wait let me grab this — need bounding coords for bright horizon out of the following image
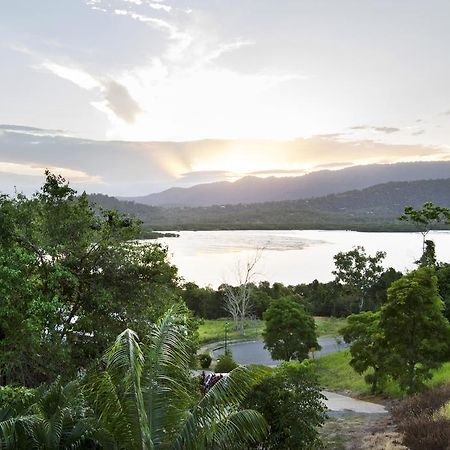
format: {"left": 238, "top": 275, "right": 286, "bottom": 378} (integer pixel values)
{"left": 1, "top": 1, "right": 450, "bottom": 194}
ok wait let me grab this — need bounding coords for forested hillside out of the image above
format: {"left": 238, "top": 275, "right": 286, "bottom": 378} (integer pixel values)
{"left": 124, "top": 161, "right": 450, "bottom": 206}
{"left": 90, "top": 178, "right": 450, "bottom": 231}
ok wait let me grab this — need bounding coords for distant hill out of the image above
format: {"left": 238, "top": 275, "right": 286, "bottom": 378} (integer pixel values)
{"left": 123, "top": 161, "right": 450, "bottom": 207}
{"left": 90, "top": 177, "right": 450, "bottom": 231}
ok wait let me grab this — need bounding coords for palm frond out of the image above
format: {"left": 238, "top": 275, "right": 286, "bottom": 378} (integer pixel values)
{"left": 206, "top": 409, "right": 268, "bottom": 449}
{"left": 172, "top": 365, "right": 269, "bottom": 450}
{"left": 105, "top": 328, "right": 153, "bottom": 450}
{"left": 143, "top": 304, "right": 194, "bottom": 446}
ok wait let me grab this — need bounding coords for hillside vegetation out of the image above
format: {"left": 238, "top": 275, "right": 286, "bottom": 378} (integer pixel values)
{"left": 90, "top": 178, "right": 450, "bottom": 231}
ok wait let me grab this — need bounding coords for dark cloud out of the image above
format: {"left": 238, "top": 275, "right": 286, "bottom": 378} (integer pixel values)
{"left": 411, "top": 130, "right": 425, "bottom": 136}
{"left": 350, "top": 125, "right": 399, "bottom": 134}
{"left": 103, "top": 80, "right": 142, "bottom": 123}
{"left": 373, "top": 126, "right": 400, "bottom": 134}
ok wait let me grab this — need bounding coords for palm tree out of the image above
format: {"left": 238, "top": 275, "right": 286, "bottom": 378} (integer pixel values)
{"left": 0, "top": 305, "right": 268, "bottom": 449}
{"left": 84, "top": 303, "right": 268, "bottom": 449}
{"left": 0, "top": 379, "right": 100, "bottom": 449}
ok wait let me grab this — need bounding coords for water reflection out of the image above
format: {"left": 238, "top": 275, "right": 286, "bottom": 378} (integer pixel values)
{"left": 153, "top": 230, "right": 450, "bottom": 288}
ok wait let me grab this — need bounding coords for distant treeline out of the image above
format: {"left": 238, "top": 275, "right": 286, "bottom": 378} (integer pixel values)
{"left": 89, "top": 178, "right": 450, "bottom": 231}
{"left": 182, "top": 263, "right": 450, "bottom": 321}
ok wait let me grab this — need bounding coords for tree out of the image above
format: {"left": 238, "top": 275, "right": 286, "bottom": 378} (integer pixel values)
{"left": 263, "top": 297, "right": 319, "bottom": 361}
{"left": 0, "top": 172, "right": 180, "bottom": 386}
{"left": 340, "top": 311, "right": 393, "bottom": 393}
{"left": 223, "top": 250, "right": 263, "bottom": 333}
{"left": 381, "top": 267, "right": 450, "bottom": 393}
{"left": 85, "top": 305, "right": 268, "bottom": 449}
{"left": 0, "top": 379, "right": 100, "bottom": 449}
{"left": 243, "top": 361, "right": 326, "bottom": 449}
{"left": 333, "top": 246, "right": 386, "bottom": 311}
{"left": 436, "top": 263, "right": 450, "bottom": 320}
{"left": 399, "top": 202, "right": 450, "bottom": 260}
{"left": 0, "top": 306, "right": 269, "bottom": 449}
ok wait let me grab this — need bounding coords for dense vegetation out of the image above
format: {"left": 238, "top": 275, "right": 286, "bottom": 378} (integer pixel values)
{"left": 2, "top": 173, "right": 450, "bottom": 449}
{"left": 89, "top": 178, "right": 450, "bottom": 231}
{"left": 0, "top": 307, "right": 269, "bottom": 449}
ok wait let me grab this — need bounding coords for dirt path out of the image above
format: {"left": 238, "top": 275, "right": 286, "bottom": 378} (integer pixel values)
{"left": 321, "top": 412, "right": 407, "bottom": 450}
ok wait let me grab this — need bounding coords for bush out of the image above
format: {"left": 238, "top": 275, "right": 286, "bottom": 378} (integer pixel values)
{"left": 215, "top": 352, "right": 238, "bottom": 373}
{"left": 198, "top": 352, "right": 212, "bottom": 369}
{"left": 0, "top": 386, "right": 35, "bottom": 409}
{"left": 393, "top": 383, "right": 450, "bottom": 450}
{"left": 243, "top": 361, "right": 326, "bottom": 449}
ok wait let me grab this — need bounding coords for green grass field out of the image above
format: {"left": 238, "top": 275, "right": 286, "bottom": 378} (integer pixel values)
{"left": 313, "top": 349, "right": 450, "bottom": 398}
{"left": 314, "top": 316, "right": 347, "bottom": 337}
{"left": 198, "top": 316, "right": 347, "bottom": 345}
{"left": 198, "top": 319, "right": 264, "bottom": 344}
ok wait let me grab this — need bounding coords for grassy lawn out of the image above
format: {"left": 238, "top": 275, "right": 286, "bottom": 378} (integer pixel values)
{"left": 198, "top": 316, "right": 347, "bottom": 345}
{"left": 315, "top": 316, "right": 347, "bottom": 336}
{"left": 313, "top": 349, "right": 450, "bottom": 399}
{"left": 198, "top": 319, "right": 264, "bottom": 344}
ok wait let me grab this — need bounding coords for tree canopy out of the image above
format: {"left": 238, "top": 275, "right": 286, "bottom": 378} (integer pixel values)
{"left": 0, "top": 172, "right": 180, "bottom": 386}
{"left": 263, "top": 297, "right": 319, "bottom": 361}
{"left": 381, "top": 267, "right": 450, "bottom": 393}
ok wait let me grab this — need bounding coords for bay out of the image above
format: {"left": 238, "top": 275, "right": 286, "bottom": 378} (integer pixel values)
{"left": 153, "top": 230, "right": 450, "bottom": 288}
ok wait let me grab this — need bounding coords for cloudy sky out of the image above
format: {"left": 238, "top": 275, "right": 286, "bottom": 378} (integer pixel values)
{"left": 1, "top": 0, "right": 450, "bottom": 195}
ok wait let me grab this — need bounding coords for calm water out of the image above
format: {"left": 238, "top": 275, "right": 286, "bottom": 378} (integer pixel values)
{"left": 154, "top": 230, "right": 450, "bottom": 288}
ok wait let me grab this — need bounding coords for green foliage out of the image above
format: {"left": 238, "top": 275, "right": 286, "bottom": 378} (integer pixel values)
{"left": 215, "top": 352, "right": 238, "bottom": 373}
{"left": 0, "top": 386, "right": 35, "bottom": 410}
{"left": 436, "top": 263, "right": 450, "bottom": 320}
{"left": 263, "top": 297, "right": 319, "bottom": 361}
{"left": 340, "top": 312, "right": 391, "bottom": 393}
{"left": 198, "top": 319, "right": 264, "bottom": 344}
{"left": 84, "top": 305, "right": 268, "bottom": 449}
{"left": 313, "top": 350, "right": 405, "bottom": 398}
{"left": 244, "top": 361, "right": 326, "bottom": 449}
{"left": 0, "top": 172, "right": 180, "bottom": 386}
{"left": 198, "top": 353, "right": 212, "bottom": 369}
{"left": 0, "top": 379, "right": 98, "bottom": 450}
{"left": 333, "top": 246, "right": 386, "bottom": 311}
{"left": 400, "top": 202, "right": 450, "bottom": 265}
{"left": 89, "top": 179, "right": 450, "bottom": 231}
{"left": 0, "top": 307, "right": 268, "bottom": 449}
{"left": 381, "top": 267, "right": 450, "bottom": 393}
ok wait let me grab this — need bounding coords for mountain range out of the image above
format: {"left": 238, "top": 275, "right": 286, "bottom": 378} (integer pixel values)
{"left": 122, "top": 161, "right": 450, "bottom": 207}
{"left": 91, "top": 176, "right": 450, "bottom": 231}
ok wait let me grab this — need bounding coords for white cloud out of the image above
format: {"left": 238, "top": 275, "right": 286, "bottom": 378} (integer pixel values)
{"left": 41, "top": 62, "right": 100, "bottom": 90}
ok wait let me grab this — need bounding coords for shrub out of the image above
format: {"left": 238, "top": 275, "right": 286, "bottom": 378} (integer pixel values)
{"left": 393, "top": 383, "right": 450, "bottom": 450}
{"left": 198, "top": 352, "right": 212, "bottom": 369}
{"left": 215, "top": 352, "right": 238, "bottom": 373}
{"left": 243, "top": 361, "right": 326, "bottom": 449}
{"left": 0, "top": 385, "right": 35, "bottom": 409}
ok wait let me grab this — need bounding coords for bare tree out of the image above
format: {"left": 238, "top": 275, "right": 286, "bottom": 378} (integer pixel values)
{"left": 223, "top": 248, "right": 264, "bottom": 334}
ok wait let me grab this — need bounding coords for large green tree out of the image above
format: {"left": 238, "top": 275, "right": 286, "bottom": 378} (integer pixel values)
{"left": 263, "top": 297, "right": 319, "bottom": 361}
{"left": 0, "top": 172, "right": 179, "bottom": 386}
{"left": 333, "top": 246, "right": 386, "bottom": 311}
{"left": 381, "top": 267, "right": 450, "bottom": 393}
{"left": 340, "top": 311, "right": 394, "bottom": 393}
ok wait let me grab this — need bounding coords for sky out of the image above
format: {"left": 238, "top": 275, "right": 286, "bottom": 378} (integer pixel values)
{"left": 1, "top": 0, "right": 450, "bottom": 195}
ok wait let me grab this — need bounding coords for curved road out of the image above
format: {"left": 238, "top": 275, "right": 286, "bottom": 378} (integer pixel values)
{"left": 213, "top": 336, "right": 348, "bottom": 366}
{"left": 212, "top": 338, "right": 386, "bottom": 414}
